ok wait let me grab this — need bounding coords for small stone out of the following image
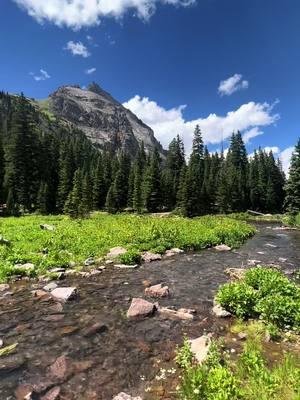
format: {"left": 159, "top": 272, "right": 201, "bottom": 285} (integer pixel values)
{"left": 82, "top": 322, "right": 108, "bottom": 337}
{"left": 51, "top": 287, "right": 78, "bottom": 301}
{"left": 113, "top": 393, "right": 142, "bottom": 400}
{"left": 127, "top": 298, "right": 156, "bottom": 319}
{"left": 115, "top": 264, "right": 138, "bottom": 269}
{"left": 15, "top": 263, "right": 35, "bottom": 270}
{"left": 89, "top": 269, "right": 102, "bottom": 275}
{"left": 225, "top": 268, "right": 246, "bottom": 280}
{"left": 247, "top": 259, "right": 261, "bottom": 266}
{"left": 237, "top": 332, "right": 247, "bottom": 340}
{"left": 165, "top": 248, "right": 184, "bottom": 257}
{"left": 105, "top": 260, "right": 114, "bottom": 265}
{"left": 49, "top": 355, "right": 73, "bottom": 380}
{"left": 43, "top": 282, "right": 58, "bottom": 292}
{"left": 49, "top": 268, "right": 65, "bottom": 273}
{"left": 141, "top": 252, "right": 162, "bottom": 263}
{"left": 189, "top": 335, "right": 211, "bottom": 363}
{"left": 40, "top": 224, "right": 55, "bottom": 231}
{"left": 107, "top": 247, "right": 127, "bottom": 258}
{"left": 32, "top": 290, "right": 50, "bottom": 299}
{"left": 15, "top": 384, "right": 34, "bottom": 400}
{"left": 49, "top": 302, "right": 64, "bottom": 313}
{"left": 84, "top": 257, "right": 95, "bottom": 266}
{"left": 64, "top": 269, "right": 77, "bottom": 276}
{"left": 0, "top": 339, "right": 3, "bottom": 348}
{"left": 0, "top": 283, "right": 9, "bottom": 292}
{"left": 145, "top": 283, "right": 169, "bottom": 298}
{"left": 214, "top": 244, "right": 231, "bottom": 251}
{"left": 265, "top": 243, "right": 277, "bottom": 248}
{"left": 41, "top": 386, "right": 61, "bottom": 400}
{"left": 279, "top": 257, "right": 287, "bottom": 262}
{"left": 212, "top": 304, "right": 232, "bottom": 318}
{"left": 61, "top": 326, "right": 79, "bottom": 336}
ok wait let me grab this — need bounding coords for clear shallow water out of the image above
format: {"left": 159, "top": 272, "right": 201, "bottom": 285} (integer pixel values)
{"left": 0, "top": 223, "right": 299, "bottom": 399}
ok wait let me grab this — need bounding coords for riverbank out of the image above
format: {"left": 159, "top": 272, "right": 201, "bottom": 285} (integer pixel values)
{"left": 0, "top": 213, "right": 255, "bottom": 282}
{"left": 0, "top": 222, "right": 299, "bottom": 399}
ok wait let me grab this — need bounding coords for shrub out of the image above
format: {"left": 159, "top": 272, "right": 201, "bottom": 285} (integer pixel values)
{"left": 217, "top": 267, "right": 300, "bottom": 331}
{"left": 175, "top": 336, "right": 194, "bottom": 369}
{"left": 118, "top": 250, "right": 141, "bottom": 265}
{"left": 216, "top": 282, "right": 258, "bottom": 319}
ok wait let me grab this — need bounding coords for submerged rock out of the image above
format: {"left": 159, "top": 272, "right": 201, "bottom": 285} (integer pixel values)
{"left": 214, "top": 244, "right": 231, "bottom": 251}
{"left": 15, "top": 384, "right": 34, "bottom": 400}
{"left": 82, "top": 322, "right": 108, "bottom": 337}
{"left": 127, "top": 298, "right": 156, "bottom": 319}
{"left": 41, "top": 386, "right": 61, "bottom": 400}
{"left": 189, "top": 335, "right": 211, "bottom": 363}
{"left": 247, "top": 259, "right": 261, "bottom": 266}
{"left": 0, "top": 283, "right": 10, "bottom": 292}
{"left": 145, "top": 283, "right": 169, "bottom": 298}
{"left": 107, "top": 247, "right": 127, "bottom": 258}
{"left": 49, "top": 355, "right": 73, "bottom": 381}
{"left": 113, "top": 393, "right": 142, "bottom": 400}
{"left": 141, "top": 252, "right": 162, "bottom": 263}
{"left": 0, "top": 354, "right": 25, "bottom": 372}
{"left": 51, "top": 287, "right": 78, "bottom": 301}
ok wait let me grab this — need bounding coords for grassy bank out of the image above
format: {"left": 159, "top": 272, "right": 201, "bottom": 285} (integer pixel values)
{"left": 0, "top": 213, "right": 255, "bottom": 282}
{"left": 175, "top": 267, "right": 300, "bottom": 399}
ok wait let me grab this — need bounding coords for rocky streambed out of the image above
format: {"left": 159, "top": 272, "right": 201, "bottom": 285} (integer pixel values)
{"left": 0, "top": 222, "right": 299, "bottom": 400}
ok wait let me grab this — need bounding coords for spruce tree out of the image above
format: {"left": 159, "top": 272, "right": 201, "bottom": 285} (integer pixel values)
{"left": 182, "top": 125, "right": 204, "bottom": 216}
{"left": 142, "top": 148, "right": 162, "bottom": 212}
{"left": 285, "top": 139, "right": 300, "bottom": 214}
{"left": 64, "top": 169, "right": 83, "bottom": 218}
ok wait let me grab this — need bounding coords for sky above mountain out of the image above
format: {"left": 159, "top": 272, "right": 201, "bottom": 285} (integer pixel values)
{"left": 1, "top": 0, "right": 299, "bottom": 172}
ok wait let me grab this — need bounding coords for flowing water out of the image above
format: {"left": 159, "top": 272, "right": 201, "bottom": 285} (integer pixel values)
{"left": 0, "top": 222, "right": 299, "bottom": 400}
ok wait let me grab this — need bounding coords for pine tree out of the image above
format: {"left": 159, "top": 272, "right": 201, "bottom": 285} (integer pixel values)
{"left": 132, "top": 144, "right": 146, "bottom": 212}
{"left": 64, "top": 169, "right": 83, "bottom": 218}
{"left": 182, "top": 125, "right": 204, "bottom": 216}
{"left": 0, "top": 126, "right": 5, "bottom": 204}
{"left": 92, "top": 155, "right": 105, "bottom": 210}
{"left": 36, "top": 181, "right": 49, "bottom": 215}
{"left": 5, "top": 94, "right": 40, "bottom": 212}
{"left": 142, "top": 148, "right": 162, "bottom": 212}
{"left": 285, "top": 138, "right": 300, "bottom": 214}
{"left": 80, "top": 174, "right": 93, "bottom": 216}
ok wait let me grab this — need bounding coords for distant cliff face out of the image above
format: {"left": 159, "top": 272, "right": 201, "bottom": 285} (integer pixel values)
{"left": 48, "top": 83, "right": 165, "bottom": 157}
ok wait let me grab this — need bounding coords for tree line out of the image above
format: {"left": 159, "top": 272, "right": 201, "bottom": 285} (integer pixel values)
{"left": 0, "top": 91, "right": 299, "bottom": 218}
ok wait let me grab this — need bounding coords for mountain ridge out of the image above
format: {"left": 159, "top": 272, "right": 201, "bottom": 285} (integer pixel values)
{"left": 46, "top": 82, "right": 165, "bottom": 157}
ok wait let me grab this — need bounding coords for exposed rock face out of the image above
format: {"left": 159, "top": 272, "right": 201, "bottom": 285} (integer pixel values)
{"left": 49, "top": 83, "right": 165, "bottom": 157}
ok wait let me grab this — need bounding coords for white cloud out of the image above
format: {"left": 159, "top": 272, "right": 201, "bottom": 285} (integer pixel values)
{"left": 13, "top": 0, "right": 196, "bottom": 29}
{"left": 29, "top": 68, "right": 50, "bottom": 81}
{"left": 123, "top": 95, "right": 279, "bottom": 152}
{"left": 264, "top": 146, "right": 280, "bottom": 154}
{"left": 65, "top": 41, "right": 90, "bottom": 57}
{"left": 85, "top": 67, "right": 96, "bottom": 75}
{"left": 218, "top": 73, "right": 249, "bottom": 96}
{"left": 280, "top": 146, "right": 294, "bottom": 176}
{"left": 243, "top": 127, "right": 264, "bottom": 144}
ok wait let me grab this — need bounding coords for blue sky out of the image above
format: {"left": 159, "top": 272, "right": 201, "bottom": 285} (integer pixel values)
{"left": 0, "top": 0, "right": 299, "bottom": 171}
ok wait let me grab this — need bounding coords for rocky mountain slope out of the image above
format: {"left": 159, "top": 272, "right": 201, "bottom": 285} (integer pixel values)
{"left": 47, "top": 82, "right": 165, "bottom": 157}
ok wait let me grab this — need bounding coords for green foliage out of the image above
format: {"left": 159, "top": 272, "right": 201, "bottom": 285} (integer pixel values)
{"left": 118, "top": 249, "right": 141, "bottom": 265}
{"left": 175, "top": 336, "right": 194, "bottom": 369}
{"left": 217, "top": 282, "right": 258, "bottom": 319}
{"left": 0, "top": 214, "right": 254, "bottom": 282}
{"left": 217, "top": 267, "right": 300, "bottom": 330}
{"left": 176, "top": 335, "right": 300, "bottom": 400}
{"left": 285, "top": 138, "right": 300, "bottom": 215}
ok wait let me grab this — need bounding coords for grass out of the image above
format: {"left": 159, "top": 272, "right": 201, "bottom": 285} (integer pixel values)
{"left": 0, "top": 213, "right": 255, "bottom": 282}
{"left": 175, "top": 335, "right": 300, "bottom": 400}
